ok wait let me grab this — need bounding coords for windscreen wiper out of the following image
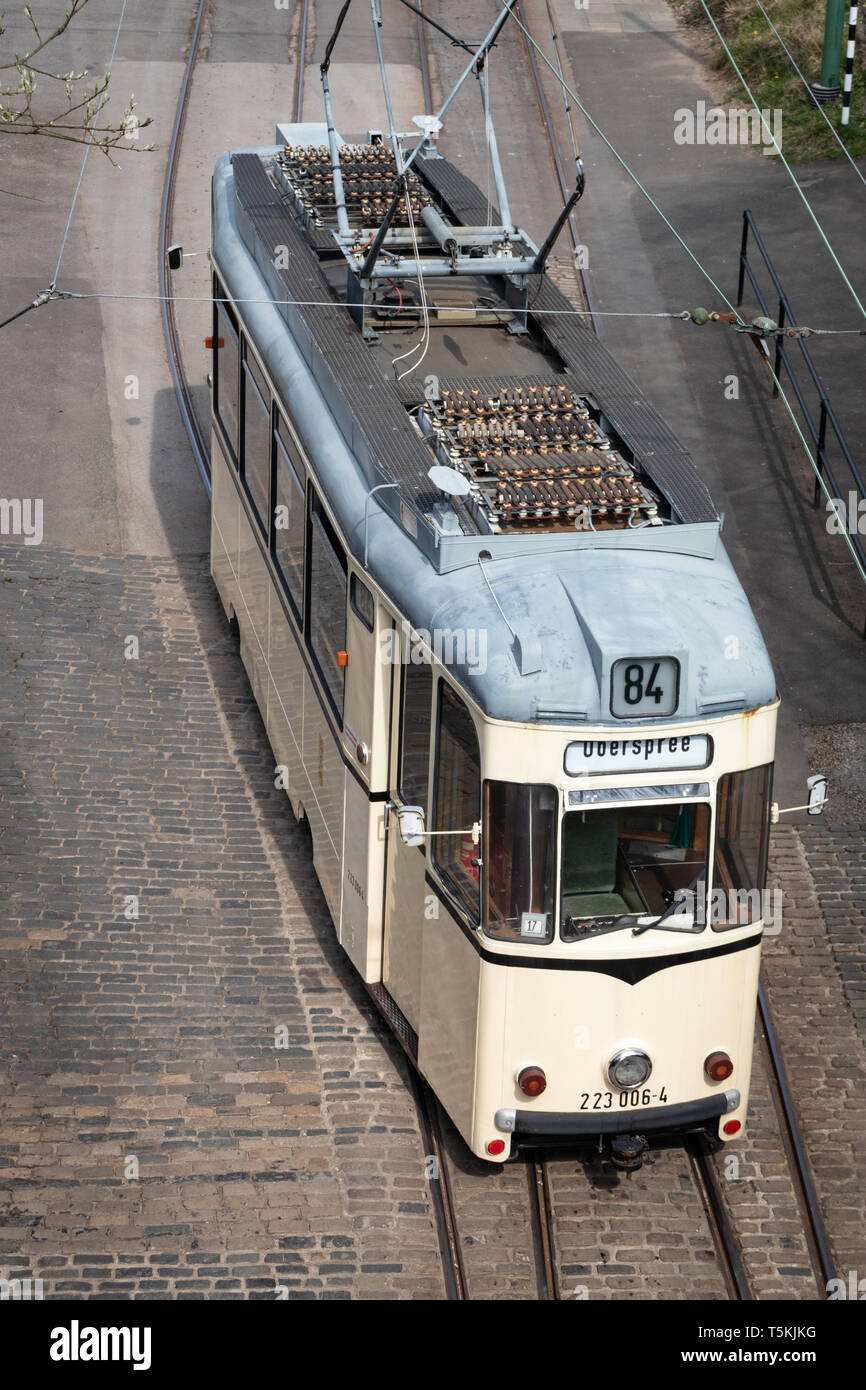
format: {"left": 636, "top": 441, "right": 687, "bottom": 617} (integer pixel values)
{"left": 562, "top": 913, "right": 639, "bottom": 939}
{"left": 631, "top": 869, "right": 705, "bottom": 936}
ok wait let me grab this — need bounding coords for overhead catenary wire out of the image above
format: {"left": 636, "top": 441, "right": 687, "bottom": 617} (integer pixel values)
{"left": 366, "top": 0, "right": 432, "bottom": 378}
{"left": 1, "top": 0, "right": 130, "bottom": 332}
{"left": 696, "top": 0, "right": 866, "bottom": 323}
{"left": 752, "top": 0, "right": 866, "bottom": 190}
{"left": 498, "top": 1, "right": 744, "bottom": 322}
{"left": 391, "top": 186, "right": 432, "bottom": 379}
{"left": 8, "top": 287, "right": 866, "bottom": 336}
{"left": 498, "top": 2, "right": 866, "bottom": 594}
{"left": 50, "top": 0, "right": 129, "bottom": 290}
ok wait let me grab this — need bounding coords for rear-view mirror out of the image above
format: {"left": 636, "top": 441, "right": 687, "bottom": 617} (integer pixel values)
{"left": 807, "top": 774, "right": 828, "bottom": 816}
{"left": 397, "top": 806, "right": 426, "bottom": 846}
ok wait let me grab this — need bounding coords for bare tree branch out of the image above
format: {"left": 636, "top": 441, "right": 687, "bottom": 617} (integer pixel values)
{"left": 0, "top": 0, "right": 154, "bottom": 156}
{"left": 0, "top": 0, "right": 88, "bottom": 70}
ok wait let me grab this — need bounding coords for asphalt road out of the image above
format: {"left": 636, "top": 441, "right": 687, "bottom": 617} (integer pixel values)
{"left": 1, "top": 0, "right": 209, "bottom": 556}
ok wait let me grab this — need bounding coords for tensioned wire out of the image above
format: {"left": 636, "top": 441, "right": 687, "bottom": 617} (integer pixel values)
{"left": 51, "top": 290, "right": 866, "bottom": 581}
{"left": 6, "top": 3, "right": 865, "bottom": 583}
{"left": 498, "top": 0, "right": 866, "bottom": 588}
{"left": 39, "top": 288, "right": 866, "bottom": 332}
{"left": 51, "top": 0, "right": 130, "bottom": 289}
{"left": 696, "top": 0, "right": 866, "bottom": 322}
{"left": 752, "top": 0, "right": 866, "bottom": 191}
{"left": 497, "top": 0, "right": 744, "bottom": 321}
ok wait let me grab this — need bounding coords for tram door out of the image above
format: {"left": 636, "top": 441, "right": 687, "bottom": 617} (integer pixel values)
{"left": 383, "top": 654, "right": 432, "bottom": 1032}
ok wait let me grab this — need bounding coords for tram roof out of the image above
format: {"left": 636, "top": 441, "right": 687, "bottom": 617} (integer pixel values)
{"left": 211, "top": 137, "right": 776, "bottom": 725}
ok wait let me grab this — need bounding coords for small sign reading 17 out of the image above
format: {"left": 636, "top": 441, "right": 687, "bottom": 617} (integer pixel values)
{"left": 610, "top": 657, "right": 679, "bottom": 718}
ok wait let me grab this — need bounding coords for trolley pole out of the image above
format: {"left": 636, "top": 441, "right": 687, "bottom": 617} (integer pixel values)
{"left": 842, "top": 5, "right": 859, "bottom": 124}
{"left": 810, "top": 0, "right": 846, "bottom": 105}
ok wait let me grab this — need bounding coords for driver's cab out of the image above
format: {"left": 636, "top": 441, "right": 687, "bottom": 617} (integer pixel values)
{"left": 561, "top": 799, "right": 710, "bottom": 932}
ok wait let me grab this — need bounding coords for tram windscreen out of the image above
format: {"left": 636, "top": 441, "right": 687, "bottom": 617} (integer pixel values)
{"left": 712, "top": 764, "right": 773, "bottom": 928}
{"left": 560, "top": 802, "right": 710, "bottom": 937}
{"left": 484, "top": 782, "right": 557, "bottom": 943}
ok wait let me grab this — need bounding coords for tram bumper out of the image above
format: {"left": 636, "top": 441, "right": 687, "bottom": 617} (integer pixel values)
{"left": 495, "top": 1089, "right": 738, "bottom": 1142}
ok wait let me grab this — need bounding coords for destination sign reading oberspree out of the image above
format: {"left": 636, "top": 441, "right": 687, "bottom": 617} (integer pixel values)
{"left": 565, "top": 734, "right": 710, "bottom": 776}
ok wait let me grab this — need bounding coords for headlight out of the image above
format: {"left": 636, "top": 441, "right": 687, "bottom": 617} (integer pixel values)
{"left": 607, "top": 1048, "right": 652, "bottom": 1089}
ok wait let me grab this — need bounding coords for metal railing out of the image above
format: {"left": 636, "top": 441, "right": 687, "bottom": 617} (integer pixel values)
{"left": 737, "top": 209, "right": 866, "bottom": 632}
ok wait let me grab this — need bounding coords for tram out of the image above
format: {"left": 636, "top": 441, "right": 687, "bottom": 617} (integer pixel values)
{"left": 204, "top": 12, "right": 822, "bottom": 1168}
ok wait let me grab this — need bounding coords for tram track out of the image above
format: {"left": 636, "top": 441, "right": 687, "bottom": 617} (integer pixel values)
{"left": 514, "top": 0, "right": 596, "bottom": 330}
{"left": 162, "top": 0, "right": 839, "bottom": 1304}
{"left": 159, "top": 0, "right": 211, "bottom": 494}
{"left": 500, "top": 1, "right": 837, "bottom": 1305}
{"left": 686, "top": 1140, "right": 754, "bottom": 1300}
{"left": 408, "top": 1076, "right": 469, "bottom": 1299}
{"left": 526, "top": 1154, "right": 560, "bottom": 1299}
{"left": 756, "top": 979, "right": 837, "bottom": 1295}
{"left": 681, "top": 981, "right": 837, "bottom": 1303}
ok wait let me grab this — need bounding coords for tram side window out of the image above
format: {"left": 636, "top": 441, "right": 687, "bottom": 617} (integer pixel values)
{"left": 400, "top": 659, "right": 432, "bottom": 812}
{"left": 274, "top": 413, "right": 305, "bottom": 616}
{"left": 712, "top": 764, "right": 773, "bottom": 929}
{"left": 242, "top": 348, "right": 271, "bottom": 532}
{"left": 350, "top": 574, "right": 375, "bottom": 632}
{"left": 432, "top": 682, "right": 481, "bottom": 921}
{"left": 214, "top": 289, "right": 240, "bottom": 459}
{"left": 308, "top": 491, "right": 347, "bottom": 717}
{"left": 484, "top": 782, "right": 557, "bottom": 944}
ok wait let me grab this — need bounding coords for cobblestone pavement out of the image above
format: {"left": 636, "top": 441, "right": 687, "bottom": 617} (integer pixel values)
{"left": 798, "top": 826, "right": 866, "bottom": 1037}
{"left": 2, "top": 550, "right": 864, "bottom": 1302}
{"left": 762, "top": 828, "right": 866, "bottom": 1290}
{"left": 544, "top": 1031, "right": 825, "bottom": 1303}
{"left": 0, "top": 547, "right": 444, "bottom": 1300}
{"left": 436, "top": 1111, "right": 539, "bottom": 1299}
{"left": 548, "top": 1148, "right": 727, "bottom": 1301}
{"left": 709, "top": 1034, "right": 821, "bottom": 1300}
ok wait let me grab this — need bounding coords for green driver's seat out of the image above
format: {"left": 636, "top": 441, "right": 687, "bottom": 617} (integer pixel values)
{"left": 561, "top": 815, "right": 633, "bottom": 919}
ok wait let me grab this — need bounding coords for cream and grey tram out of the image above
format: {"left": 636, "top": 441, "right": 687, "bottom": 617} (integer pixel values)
{"left": 205, "top": 120, "right": 820, "bottom": 1166}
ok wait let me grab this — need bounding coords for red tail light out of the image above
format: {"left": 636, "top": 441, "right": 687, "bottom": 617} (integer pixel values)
{"left": 487, "top": 1139, "right": 506, "bottom": 1156}
{"left": 723, "top": 1120, "right": 741, "bottom": 1136}
{"left": 705, "top": 1051, "right": 734, "bottom": 1083}
{"left": 517, "top": 1066, "right": 547, "bottom": 1098}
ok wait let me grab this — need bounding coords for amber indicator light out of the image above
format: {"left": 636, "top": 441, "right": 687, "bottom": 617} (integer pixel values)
{"left": 705, "top": 1051, "right": 734, "bottom": 1083}
{"left": 517, "top": 1066, "right": 547, "bottom": 1098}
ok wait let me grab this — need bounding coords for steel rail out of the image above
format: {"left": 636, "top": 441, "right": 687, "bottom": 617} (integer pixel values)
{"left": 687, "top": 1140, "right": 754, "bottom": 1300}
{"left": 407, "top": 1073, "right": 469, "bottom": 1300}
{"left": 526, "top": 1155, "right": 560, "bottom": 1300}
{"left": 685, "top": 980, "right": 837, "bottom": 1302}
{"left": 415, "top": 0, "right": 433, "bottom": 117}
{"left": 757, "top": 979, "right": 837, "bottom": 1295}
{"left": 159, "top": 0, "right": 211, "bottom": 495}
{"left": 293, "top": 0, "right": 311, "bottom": 123}
{"left": 513, "top": 0, "right": 597, "bottom": 333}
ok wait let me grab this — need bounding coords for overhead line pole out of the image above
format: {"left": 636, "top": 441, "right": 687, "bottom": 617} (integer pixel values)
{"left": 842, "top": 5, "right": 860, "bottom": 125}
{"left": 811, "top": 0, "right": 846, "bottom": 104}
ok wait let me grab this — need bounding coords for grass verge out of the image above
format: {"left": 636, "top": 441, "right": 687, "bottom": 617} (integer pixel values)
{"left": 668, "top": 0, "right": 866, "bottom": 161}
